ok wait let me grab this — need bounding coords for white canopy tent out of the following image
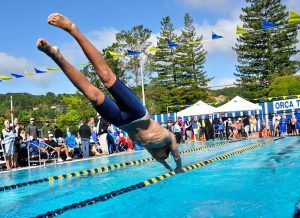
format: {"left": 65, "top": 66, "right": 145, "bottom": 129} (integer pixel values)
{"left": 214, "top": 96, "right": 262, "bottom": 113}
{"left": 177, "top": 100, "right": 216, "bottom": 117}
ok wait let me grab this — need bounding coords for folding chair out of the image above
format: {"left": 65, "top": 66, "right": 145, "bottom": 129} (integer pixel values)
{"left": 26, "top": 140, "right": 51, "bottom": 167}
{"left": 0, "top": 143, "right": 6, "bottom": 169}
{"left": 65, "top": 135, "right": 82, "bottom": 159}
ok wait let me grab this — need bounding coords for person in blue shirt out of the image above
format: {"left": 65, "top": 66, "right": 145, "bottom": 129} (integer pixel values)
{"left": 218, "top": 118, "right": 225, "bottom": 140}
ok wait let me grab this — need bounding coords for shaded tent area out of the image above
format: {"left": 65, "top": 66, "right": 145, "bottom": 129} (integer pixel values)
{"left": 177, "top": 100, "right": 216, "bottom": 117}
{"left": 214, "top": 96, "right": 262, "bottom": 117}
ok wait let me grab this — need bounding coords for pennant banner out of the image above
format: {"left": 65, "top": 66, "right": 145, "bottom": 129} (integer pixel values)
{"left": 167, "top": 41, "right": 179, "bottom": 48}
{"left": 212, "top": 32, "right": 223, "bottom": 40}
{"left": 127, "top": 50, "right": 141, "bottom": 56}
{"left": 34, "top": 68, "right": 47, "bottom": 74}
{"left": 147, "top": 46, "right": 161, "bottom": 52}
{"left": 24, "top": 70, "right": 34, "bottom": 77}
{"left": 236, "top": 26, "right": 249, "bottom": 35}
{"left": 46, "top": 67, "right": 60, "bottom": 71}
{"left": 108, "top": 51, "right": 124, "bottom": 59}
{"left": 262, "top": 20, "right": 278, "bottom": 30}
{"left": 11, "top": 73, "right": 24, "bottom": 78}
{"left": 288, "top": 10, "right": 300, "bottom": 24}
{"left": 0, "top": 10, "right": 299, "bottom": 84}
{"left": 0, "top": 75, "right": 12, "bottom": 80}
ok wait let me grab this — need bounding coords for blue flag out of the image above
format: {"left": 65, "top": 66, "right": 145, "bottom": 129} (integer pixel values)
{"left": 127, "top": 50, "right": 141, "bottom": 55}
{"left": 262, "top": 20, "right": 278, "bottom": 30}
{"left": 11, "top": 73, "right": 24, "bottom": 78}
{"left": 212, "top": 32, "right": 223, "bottom": 40}
{"left": 167, "top": 41, "right": 179, "bottom": 48}
{"left": 34, "top": 68, "right": 47, "bottom": 74}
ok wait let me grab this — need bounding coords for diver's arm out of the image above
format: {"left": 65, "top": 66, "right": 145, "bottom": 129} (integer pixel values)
{"left": 170, "top": 134, "right": 183, "bottom": 173}
{"left": 156, "top": 159, "right": 173, "bottom": 171}
{"left": 145, "top": 146, "right": 172, "bottom": 171}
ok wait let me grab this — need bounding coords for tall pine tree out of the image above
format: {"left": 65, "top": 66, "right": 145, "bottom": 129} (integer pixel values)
{"left": 177, "top": 13, "right": 211, "bottom": 88}
{"left": 151, "top": 16, "right": 179, "bottom": 88}
{"left": 234, "top": 0, "right": 299, "bottom": 98}
{"left": 115, "top": 25, "right": 152, "bottom": 86}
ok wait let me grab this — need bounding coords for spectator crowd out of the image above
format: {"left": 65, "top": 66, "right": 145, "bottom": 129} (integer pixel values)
{"left": 1, "top": 112, "right": 299, "bottom": 171}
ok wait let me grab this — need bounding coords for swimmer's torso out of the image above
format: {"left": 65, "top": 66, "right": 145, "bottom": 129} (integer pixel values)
{"left": 121, "top": 119, "right": 171, "bottom": 148}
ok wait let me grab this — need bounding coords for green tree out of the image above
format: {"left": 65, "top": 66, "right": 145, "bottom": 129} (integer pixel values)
{"left": 177, "top": 13, "right": 211, "bottom": 87}
{"left": 115, "top": 25, "right": 152, "bottom": 86}
{"left": 151, "top": 16, "right": 179, "bottom": 87}
{"left": 234, "top": 0, "right": 299, "bottom": 98}
{"left": 56, "top": 93, "right": 95, "bottom": 132}
{"left": 267, "top": 75, "right": 300, "bottom": 96}
{"left": 80, "top": 43, "right": 126, "bottom": 96}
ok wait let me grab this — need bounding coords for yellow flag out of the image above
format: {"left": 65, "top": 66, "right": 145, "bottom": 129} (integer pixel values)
{"left": 297, "top": 95, "right": 300, "bottom": 98}
{"left": 282, "top": 96, "right": 288, "bottom": 99}
{"left": 76, "top": 63, "right": 89, "bottom": 67}
{"left": 47, "top": 67, "right": 60, "bottom": 71}
{"left": 188, "top": 40, "right": 201, "bottom": 45}
{"left": 0, "top": 75, "right": 12, "bottom": 80}
{"left": 268, "top": 97, "right": 273, "bottom": 101}
{"left": 108, "top": 51, "right": 124, "bottom": 59}
{"left": 288, "top": 10, "right": 300, "bottom": 24}
{"left": 147, "top": 46, "right": 160, "bottom": 52}
{"left": 24, "top": 70, "right": 34, "bottom": 76}
{"left": 236, "top": 26, "right": 248, "bottom": 35}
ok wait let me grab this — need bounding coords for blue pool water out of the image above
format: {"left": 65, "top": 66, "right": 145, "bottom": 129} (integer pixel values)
{"left": 0, "top": 137, "right": 300, "bottom": 217}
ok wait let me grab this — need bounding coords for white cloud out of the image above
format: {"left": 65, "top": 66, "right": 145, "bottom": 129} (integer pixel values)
{"left": 88, "top": 27, "right": 119, "bottom": 50}
{"left": 56, "top": 27, "right": 120, "bottom": 64}
{"left": 208, "top": 77, "right": 237, "bottom": 90}
{"left": 194, "top": 18, "right": 240, "bottom": 59}
{"left": 0, "top": 52, "right": 32, "bottom": 73}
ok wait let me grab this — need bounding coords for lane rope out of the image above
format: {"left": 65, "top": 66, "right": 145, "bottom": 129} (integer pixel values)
{"left": 34, "top": 138, "right": 280, "bottom": 218}
{"left": 0, "top": 140, "right": 239, "bottom": 192}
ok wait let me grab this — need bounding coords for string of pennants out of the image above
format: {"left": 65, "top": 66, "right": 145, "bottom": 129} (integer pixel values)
{"left": 205, "top": 95, "right": 300, "bottom": 106}
{"left": 251, "top": 94, "right": 300, "bottom": 103}
{"left": 1, "top": 10, "right": 300, "bottom": 82}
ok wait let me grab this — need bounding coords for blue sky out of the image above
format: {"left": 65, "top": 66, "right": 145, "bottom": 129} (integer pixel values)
{"left": 0, "top": 0, "right": 299, "bottom": 95}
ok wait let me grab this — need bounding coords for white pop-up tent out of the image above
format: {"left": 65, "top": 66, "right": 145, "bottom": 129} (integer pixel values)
{"left": 214, "top": 96, "right": 262, "bottom": 113}
{"left": 177, "top": 100, "right": 216, "bottom": 117}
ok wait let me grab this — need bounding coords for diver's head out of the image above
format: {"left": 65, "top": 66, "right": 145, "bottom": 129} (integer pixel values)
{"left": 152, "top": 146, "right": 171, "bottom": 160}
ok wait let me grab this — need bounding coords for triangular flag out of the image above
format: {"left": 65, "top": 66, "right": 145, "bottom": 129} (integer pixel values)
{"left": 282, "top": 96, "right": 288, "bottom": 99}
{"left": 188, "top": 40, "right": 201, "bottom": 45}
{"left": 236, "top": 26, "right": 248, "bottom": 35}
{"left": 212, "top": 32, "right": 223, "bottom": 40}
{"left": 0, "top": 75, "right": 12, "bottom": 80}
{"left": 76, "top": 63, "right": 89, "bottom": 67}
{"left": 147, "top": 46, "right": 160, "bottom": 52}
{"left": 297, "top": 95, "right": 300, "bottom": 98}
{"left": 127, "top": 50, "right": 141, "bottom": 56}
{"left": 268, "top": 97, "right": 273, "bottom": 101}
{"left": 288, "top": 10, "right": 300, "bottom": 24}
{"left": 11, "top": 73, "right": 24, "bottom": 78}
{"left": 262, "top": 20, "right": 278, "bottom": 30}
{"left": 46, "top": 67, "right": 60, "bottom": 71}
{"left": 34, "top": 68, "right": 47, "bottom": 74}
{"left": 24, "top": 70, "right": 34, "bottom": 77}
{"left": 167, "top": 41, "right": 179, "bottom": 48}
{"left": 108, "top": 51, "right": 124, "bottom": 59}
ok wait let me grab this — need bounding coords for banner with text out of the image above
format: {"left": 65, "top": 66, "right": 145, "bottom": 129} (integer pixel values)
{"left": 273, "top": 98, "right": 300, "bottom": 112}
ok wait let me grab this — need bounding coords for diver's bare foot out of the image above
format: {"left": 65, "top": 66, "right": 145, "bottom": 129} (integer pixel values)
{"left": 47, "top": 13, "right": 77, "bottom": 32}
{"left": 36, "top": 38, "right": 61, "bottom": 59}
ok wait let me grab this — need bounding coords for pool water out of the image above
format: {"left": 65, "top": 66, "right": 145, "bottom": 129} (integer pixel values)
{"left": 0, "top": 137, "right": 299, "bottom": 217}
